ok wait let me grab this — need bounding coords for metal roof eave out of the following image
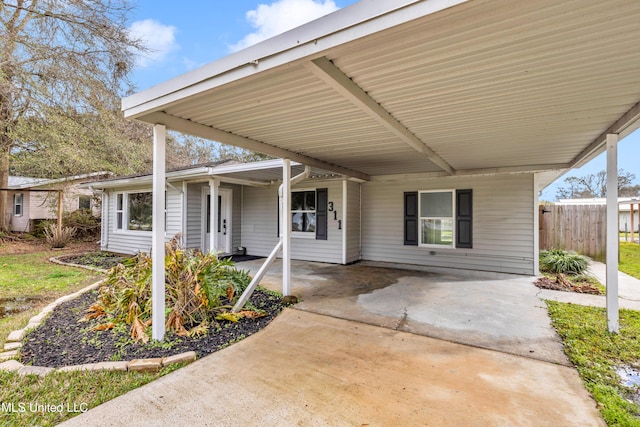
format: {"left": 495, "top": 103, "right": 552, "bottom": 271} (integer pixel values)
{"left": 121, "top": 0, "right": 468, "bottom": 120}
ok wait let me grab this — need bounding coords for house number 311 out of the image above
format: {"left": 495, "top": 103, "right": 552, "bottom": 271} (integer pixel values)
{"left": 328, "top": 201, "right": 341, "bottom": 229}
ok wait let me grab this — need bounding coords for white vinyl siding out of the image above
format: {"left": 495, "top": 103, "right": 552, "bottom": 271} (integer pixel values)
{"left": 165, "top": 186, "right": 182, "bottom": 240}
{"left": 361, "top": 174, "right": 535, "bottom": 275}
{"left": 227, "top": 184, "right": 242, "bottom": 251}
{"left": 241, "top": 180, "right": 344, "bottom": 263}
{"left": 345, "top": 180, "right": 361, "bottom": 263}
{"left": 103, "top": 186, "right": 181, "bottom": 255}
{"left": 185, "top": 183, "right": 204, "bottom": 249}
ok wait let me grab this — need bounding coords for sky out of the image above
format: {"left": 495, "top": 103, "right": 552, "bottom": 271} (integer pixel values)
{"left": 126, "top": 0, "right": 639, "bottom": 201}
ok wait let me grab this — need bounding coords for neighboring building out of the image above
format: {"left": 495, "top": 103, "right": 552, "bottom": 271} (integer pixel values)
{"left": 6, "top": 172, "right": 110, "bottom": 232}
{"left": 556, "top": 198, "right": 640, "bottom": 232}
{"left": 89, "top": 159, "right": 535, "bottom": 275}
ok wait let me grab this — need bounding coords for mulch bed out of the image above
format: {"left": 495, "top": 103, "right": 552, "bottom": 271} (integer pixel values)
{"left": 20, "top": 288, "right": 288, "bottom": 368}
{"left": 534, "top": 273, "right": 602, "bottom": 295}
{"left": 56, "top": 252, "right": 130, "bottom": 270}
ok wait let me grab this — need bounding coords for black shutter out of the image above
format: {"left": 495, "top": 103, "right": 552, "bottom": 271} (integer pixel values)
{"left": 456, "top": 189, "right": 472, "bottom": 248}
{"left": 404, "top": 192, "right": 418, "bottom": 246}
{"left": 316, "top": 188, "right": 328, "bottom": 240}
{"left": 276, "top": 193, "right": 280, "bottom": 237}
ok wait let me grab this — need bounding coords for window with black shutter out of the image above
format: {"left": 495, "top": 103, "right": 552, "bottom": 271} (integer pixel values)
{"left": 278, "top": 188, "right": 328, "bottom": 240}
{"left": 456, "top": 189, "right": 473, "bottom": 248}
{"left": 404, "top": 192, "right": 418, "bottom": 245}
{"left": 404, "top": 189, "right": 472, "bottom": 248}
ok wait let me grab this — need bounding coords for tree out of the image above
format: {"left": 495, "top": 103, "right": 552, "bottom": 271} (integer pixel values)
{"left": 165, "top": 133, "right": 272, "bottom": 170}
{"left": 556, "top": 169, "right": 640, "bottom": 199}
{"left": 0, "top": 0, "right": 145, "bottom": 231}
{"left": 10, "top": 110, "right": 153, "bottom": 178}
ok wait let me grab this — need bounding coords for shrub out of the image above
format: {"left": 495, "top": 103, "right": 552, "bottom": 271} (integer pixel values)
{"left": 86, "top": 236, "right": 254, "bottom": 342}
{"left": 63, "top": 209, "right": 101, "bottom": 240}
{"left": 43, "top": 224, "right": 76, "bottom": 248}
{"left": 32, "top": 209, "right": 100, "bottom": 240}
{"left": 540, "top": 249, "right": 590, "bottom": 275}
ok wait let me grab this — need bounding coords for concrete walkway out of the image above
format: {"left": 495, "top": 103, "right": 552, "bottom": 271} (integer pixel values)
{"left": 59, "top": 261, "right": 612, "bottom": 426}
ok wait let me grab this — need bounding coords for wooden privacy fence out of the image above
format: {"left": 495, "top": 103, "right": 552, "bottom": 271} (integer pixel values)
{"left": 539, "top": 204, "right": 606, "bottom": 261}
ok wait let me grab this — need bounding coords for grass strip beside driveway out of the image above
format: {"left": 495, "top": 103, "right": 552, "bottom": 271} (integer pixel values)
{"left": 0, "top": 365, "right": 183, "bottom": 426}
{"left": 547, "top": 301, "right": 640, "bottom": 426}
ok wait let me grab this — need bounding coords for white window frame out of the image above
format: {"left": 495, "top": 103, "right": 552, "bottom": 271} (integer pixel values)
{"left": 418, "top": 189, "right": 455, "bottom": 249}
{"left": 114, "top": 190, "right": 153, "bottom": 233}
{"left": 291, "top": 188, "right": 316, "bottom": 239}
{"left": 13, "top": 193, "right": 23, "bottom": 217}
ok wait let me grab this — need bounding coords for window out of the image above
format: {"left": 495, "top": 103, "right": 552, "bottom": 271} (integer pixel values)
{"left": 278, "top": 188, "right": 328, "bottom": 240}
{"left": 13, "top": 193, "right": 23, "bottom": 216}
{"left": 78, "top": 195, "right": 91, "bottom": 210}
{"left": 291, "top": 190, "right": 316, "bottom": 233}
{"left": 115, "top": 192, "right": 153, "bottom": 232}
{"left": 116, "top": 194, "right": 124, "bottom": 230}
{"left": 404, "top": 189, "right": 472, "bottom": 249}
{"left": 420, "top": 190, "right": 454, "bottom": 247}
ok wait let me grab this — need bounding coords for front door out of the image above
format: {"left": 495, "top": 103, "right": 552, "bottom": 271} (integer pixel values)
{"left": 203, "top": 188, "right": 232, "bottom": 255}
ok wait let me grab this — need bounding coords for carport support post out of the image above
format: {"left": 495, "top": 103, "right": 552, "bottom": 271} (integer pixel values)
{"left": 57, "top": 190, "right": 63, "bottom": 234}
{"left": 152, "top": 124, "right": 166, "bottom": 341}
{"left": 209, "top": 178, "right": 219, "bottom": 255}
{"left": 283, "top": 159, "right": 291, "bottom": 296}
{"left": 606, "top": 133, "right": 619, "bottom": 333}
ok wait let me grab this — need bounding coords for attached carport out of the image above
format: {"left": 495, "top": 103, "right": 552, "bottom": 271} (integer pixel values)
{"left": 121, "top": 0, "right": 640, "bottom": 339}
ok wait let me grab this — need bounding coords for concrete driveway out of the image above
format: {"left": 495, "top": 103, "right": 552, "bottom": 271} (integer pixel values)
{"left": 242, "top": 260, "right": 569, "bottom": 365}
{"left": 61, "top": 261, "right": 604, "bottom": 426}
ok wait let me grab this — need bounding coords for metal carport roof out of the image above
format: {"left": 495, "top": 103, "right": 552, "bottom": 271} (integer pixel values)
{"left": 122, "top": 0, "right": 640, "bottom": 186}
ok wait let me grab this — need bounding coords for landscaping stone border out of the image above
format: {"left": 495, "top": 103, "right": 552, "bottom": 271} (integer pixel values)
{"left": 0, "top": 258, "right": 198, "bottom": 377}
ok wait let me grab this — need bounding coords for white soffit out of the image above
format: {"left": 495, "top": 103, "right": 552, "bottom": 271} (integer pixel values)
{"left": 123, "top": 0, "right": 640, "bottom": 179}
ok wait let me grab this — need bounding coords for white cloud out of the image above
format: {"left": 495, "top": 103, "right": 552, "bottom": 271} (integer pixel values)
{"left": 129, "top": 19, "right": 179, "bottom": 68}
{"left": 230, "top": 0, "right": 339, "bottom": 52}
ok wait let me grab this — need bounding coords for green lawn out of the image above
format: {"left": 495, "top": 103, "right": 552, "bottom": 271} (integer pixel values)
{"left": 0, "top": 250, "right": 101, "bottom": 349}
{"left": 0, "top": 248, "right": 180, "bottom": 425}
{"left": 0, "top": 365, "right": 182, "bottom": 426}
{"left": 0, "top": 252, "right": 99, "bottom": 299}
{"left": 547, "top": 302, "right": 640, "bottom": 426}
{"left": 620, "top": 242, "right": 640, "bottom": 280}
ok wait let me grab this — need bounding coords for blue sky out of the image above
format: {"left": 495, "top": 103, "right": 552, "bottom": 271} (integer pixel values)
{"left": 127, "top": 0, "right": 639, "bottom": 201}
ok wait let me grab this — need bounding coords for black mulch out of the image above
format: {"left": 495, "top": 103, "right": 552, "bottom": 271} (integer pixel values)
{"left": 20, "top": 289, "right": 288, "bottom": 368}
{"left": 57, "top": 252, "right": 264, "bottom": 271}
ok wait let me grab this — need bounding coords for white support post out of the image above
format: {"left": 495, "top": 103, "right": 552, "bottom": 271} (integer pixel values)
{"left": 606, "top": 133, "right": 619, "bottom": 333}
{"left": 342, "top": 179, "right": 348, "bottom": 265}
{"left": 209, "top": 178, "right": 219, "bottom": 255}
{"left": 181, "top": 182, "right": 188, "bottom": 246}
{"left": 533, "top": 174, "right": 540, "bottom": 275}
{"left": 282, "top": 159, "right": 291, "bottom": 296}
{"left": 152, "top": 124, "right": 166, "bottom": 341}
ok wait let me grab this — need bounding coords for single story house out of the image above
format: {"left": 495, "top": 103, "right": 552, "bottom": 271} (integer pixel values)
{"left": 6, "top": 172, "right": 108, "bottom": 232}
{"left": 556, "top": 198, "right": 640, "bottom": 232}
{"left": 117, "top": 0, "right": 640, "bottom": 337}
{"left": 88, "top": 158, "right": 533, "bottom": 274}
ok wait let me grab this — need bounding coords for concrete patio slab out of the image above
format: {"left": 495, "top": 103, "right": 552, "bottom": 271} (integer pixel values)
{"left": 60, "top": 309, "right": 603, "bottom": 427}
{"left": 238, "top": 259, "right": 568, "bottom": 365}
